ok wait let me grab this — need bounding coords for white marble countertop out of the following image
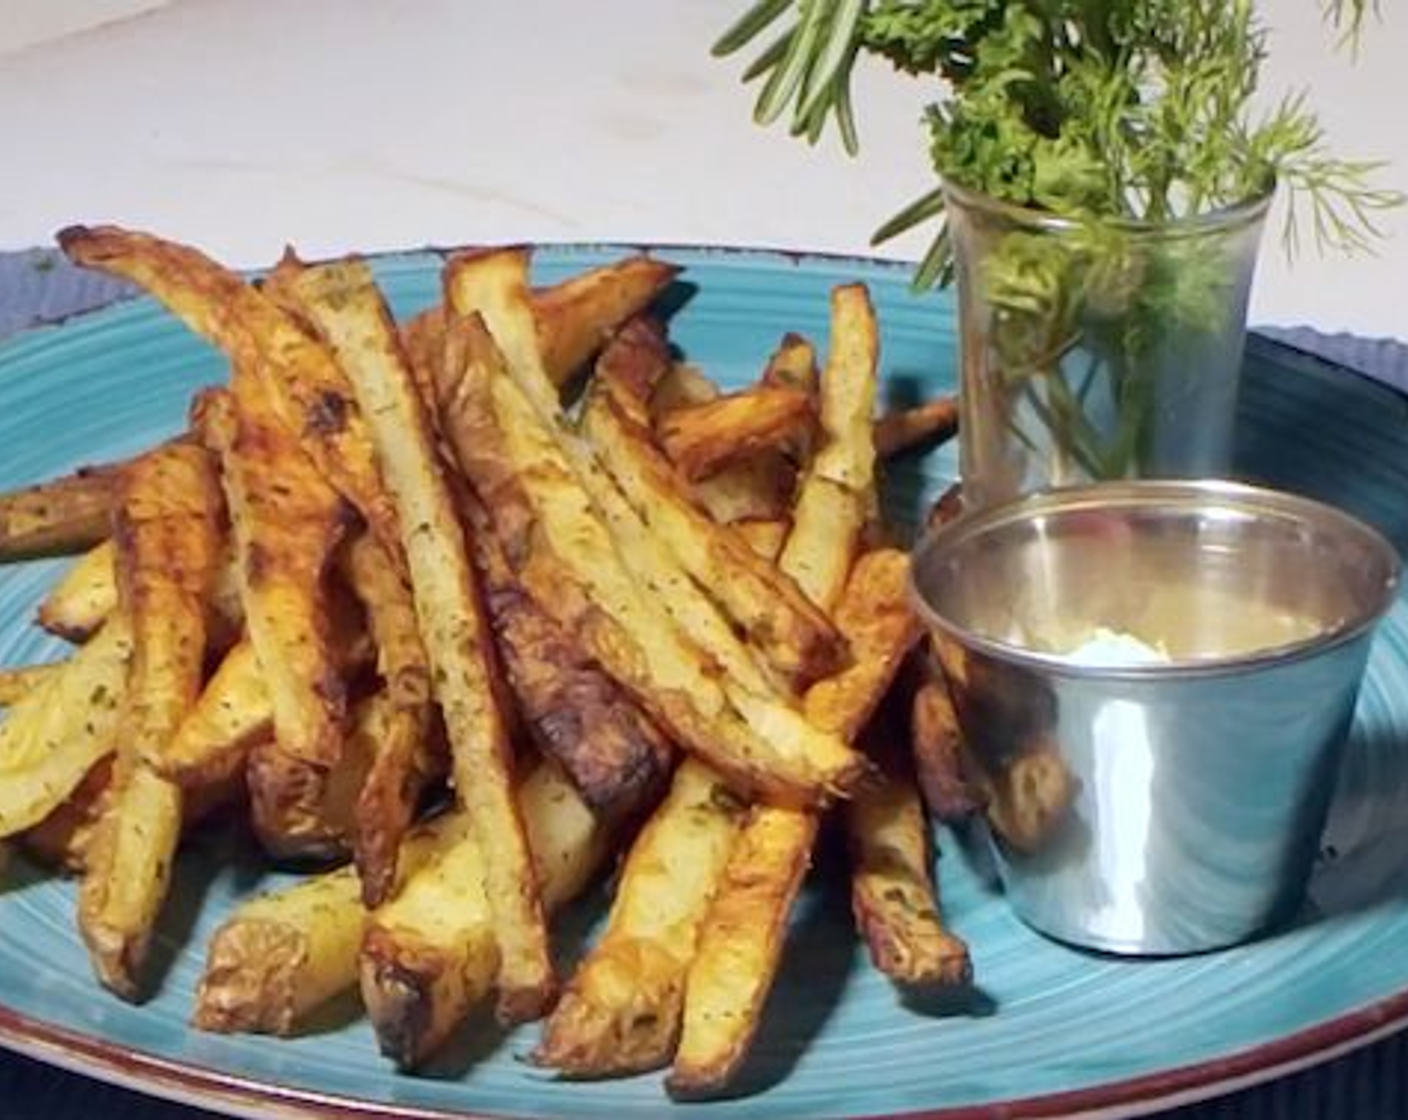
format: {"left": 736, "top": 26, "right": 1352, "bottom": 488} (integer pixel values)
{"left": 1, "top": 0, "right": 1404, "bottom": 338}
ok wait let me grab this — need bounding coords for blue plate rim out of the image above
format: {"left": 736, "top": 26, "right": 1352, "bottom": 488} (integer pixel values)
{"left": 0, "top": 239, "right": 1405, "bottom": 1120}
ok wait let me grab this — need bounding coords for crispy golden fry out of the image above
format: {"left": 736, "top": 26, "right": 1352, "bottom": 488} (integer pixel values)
{"left": 194, "top": 811, "right": 465, "bottom": 1036}
{"left": 401, "top": 254, "right": 677, "bottom": 404}
{"left": 518, "top": 756, "right": 610, "bottom": 907}
{"left": 657, "top": 386, "right": 814, "bottom": 481}
{"left": 732, "top": 517, "right": 791, "bottom": 561}
{"left": 846, "top": 732, "right": 971, "bottom": 989}
{"left": 399, "top": 305, "right": 448, "bottom": 419}
{"left": 802, "top": 549, "right": 921, "bottom": 741}
{"left": 37, "top": 536, "right": 241, "bottom": 649}
{"left": 30, "top": 757, "right": 242, "bottom": 876}
{"left": 667, "top": 552, "right": 919, "bottom": 1096}
{"left": 360, "top": 830, "right": 497, "bottom": 1067}
{"left": 844, "top": 755, "right": 968, "bottom": 991}
{"left": 761, "top": 331, "right": 820, "bottom": 398}
{"left": 535, "top": 760, "right": 743, "bottom": 1077}
{"left": 436, "top": 307, "right": 861, "bottom": 807}
{"left": 341, "top": 533, "right": 434, "bottom": 906}
{"left": 161, "top": 638, "right": 268, "bottom": 789}
{"left": 198, "top": 379, "right": 354, "bottom": 858}
{"left": 287, "top": 259, "right": 552, "bottom": 1023}
{"left": 80, "top": 443, "right": 224, "bottom": 998}
{"left": 874, "top": 396, "right": 959, "bottom": 459}
{"left": 446, "top": 250, "right": 863, "bottom": 805}
{"left": 346, "top": 687, "right": 433, "bottom": 908}
{"left": 910, "top": 669, "right": 984, "bottom": 822}
{"left": 57, "top": 225, "right": 402, "bottom": 561}
{"left": 0, "top": 661, "right": 62, "bottom": 706}
{"left": 668, "top": 805, "right": 817, "bottom": 1099}
{"left": 0, "top": 618, "right": 130, "bottom": 838}
{"left": 590, "top": 315, "right": 671, "bottom": 425}
{"left": 584, "top": 326, "right": 845, "bottom": 690}
{"left": 650, "top": 362, "right": 720, "bottom": 416}
{"left": 777, "top": 284, "right": 880, "bottom": 614}
{"left": 362, "top": 760, "right": 608, "bottom": 1067}
{"left": 533, "top": 255, "right": 681, "bottom": 388}
{"left": 37, "top": 540, "right": 118, "bottom": 640}
{"left": 0, "top": 465, "right": 115, "bottom": 560}
{"left": 16, "top": 756, "right": 113, "bottom": 873}
{"left": 465, "top": 489, "right": 672, "bottom": 817}
{"left": 584, "top": 384, "right": 844, "bottom": 689}
{"left": 693, "top": 456, "right": 797, "bottom": 524}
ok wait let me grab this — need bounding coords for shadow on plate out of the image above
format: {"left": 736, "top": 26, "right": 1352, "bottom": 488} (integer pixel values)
{"left": 900, "top": 981, "right": 998, "bottom": 1020}
{"left": 144, "top": 823, "right": 260, "bottom": 1001}
{"left": 1295, "top": 722, "right": 1408, "bottom": 922}
{"left": 0, "top": 847, "right": 50, "bottom": 897}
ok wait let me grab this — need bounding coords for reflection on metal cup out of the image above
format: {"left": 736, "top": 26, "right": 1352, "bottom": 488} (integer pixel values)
{"left": 911, "top": 480, "right": 1400, "bottom": 954}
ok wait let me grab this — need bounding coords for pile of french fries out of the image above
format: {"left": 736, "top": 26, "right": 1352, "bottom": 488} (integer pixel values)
{"left": 0, "top": 226, "right": 975, "bottom": 1099}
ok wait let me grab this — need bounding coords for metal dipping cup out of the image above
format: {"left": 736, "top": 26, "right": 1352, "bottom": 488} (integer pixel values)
{"left": 910, "top": 480, "right": 1401, "bottom": 955}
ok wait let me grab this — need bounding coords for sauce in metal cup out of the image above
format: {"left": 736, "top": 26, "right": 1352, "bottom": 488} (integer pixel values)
{"left": 910, "top": 480, "right": 1401, "bottom": 954}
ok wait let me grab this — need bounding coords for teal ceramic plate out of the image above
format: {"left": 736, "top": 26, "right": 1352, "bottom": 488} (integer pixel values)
{"left": 2, "top": 246, "right": 1408, "bottom": 1120}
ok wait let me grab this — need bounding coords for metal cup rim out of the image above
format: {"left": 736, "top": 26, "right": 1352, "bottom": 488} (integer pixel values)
{"left": 909, "top": 479, "right": 1403, "bottom": 680}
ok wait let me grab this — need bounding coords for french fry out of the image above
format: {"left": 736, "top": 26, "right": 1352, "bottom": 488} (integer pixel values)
{"left": 161, "top": 638, "right": 269, "bottom": 790}
{"left": 435, "top": 306, "right": 861, "bottom": 807}
{"left": 341, "top": 532, "right": 434, "bottom": 906}
{"left": 532, "top": 254, "right": 681, "bottom": 387}
{"left": 464, "top": 486, "right": 672, "bottom": 818}
{"left": 285, "top": 258, "right": 552, "bottom": 1023}
{"left": 360, "top": 830, "right": 498, "bottom": 1067}
{"left": 0, "top": 618, "right": 131, "bottom": 837}
{"left": 584, "top": 386, "right": 845, "bottom": 688}
{"left": 445, "top": 250, "right": 863, "bottom": 805}
{"left": 0, "top": 661, "right": 62, "bottom": 706}
{"left": 802, "top": 549, "right": 921, "bottom": 741}
{"left": 650, "top": 362, "right": 720, "bottom": 415}
{"left": 399, "top": 304, "right": 448, "bottom": 420}
{"left": 668, "top": 804, "right": 817, "bottom": 1099}
{"left": 910, "top": 669, "right": 984, "bottom": 822}
{"left": 79, "top": 443, "right": 224, "bottom": 998}
{"left": 671, "top": 552, "right": 920, "bottom": 1095}
{"left": 398, "top": 253, "right": 679, "bottom": 403}
{"left": 584, "top": 324, "right": 845, "bottom": 689}
{"left": 846, "top": 730, "right": 971, "bottom": 988}
{"left": 198, "top": 378, "right": 354, "bottom": 859}
{"left": 761, "top": 331, "right": 820, "bottom": 398}
{"left": 194, "top": 811, "right": 466, "bottom": 1036}
{"left": 732, "top": 517, "right": 790, "bottom": 561}
{"left": 657, "top": 386, "right": 814, "bottom": 481}
{"left": 16, "top": 756, "right": 113, "bottom": 873}
{"left": 57, "top": 225, "right": 403, "bottom": 562}
{"left": 535, "top": 760, "right": 743, "bottom": 1077}
{"left": 874, "top": 396, "right": 959, "bottom": 458}
{"left": 0, "top": 465, "right": 116, "bottom": 560}
{"left": 37, "top": 536, "right": 241, "bottom": 648}
{"left": 693, "top": 456, "right": 798, "bottom": 524}
{"left": 362, "top": 760, "right": 608, "bottom": 1068}
{"left": 777, "top": 284, "right": 880, "bottom": 614}
{"left": 37, "top": 540, "right": 117, "bottom": 640}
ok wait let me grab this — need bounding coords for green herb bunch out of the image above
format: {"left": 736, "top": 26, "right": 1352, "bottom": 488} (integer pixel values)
{"left": 715, "top": 1, "right": 1402, "bottom": 494}
{"left": 715, "top": 0, "right": 1400, "bottom": 286}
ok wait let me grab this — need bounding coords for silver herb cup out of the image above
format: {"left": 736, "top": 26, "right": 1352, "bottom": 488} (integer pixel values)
{"left": 910, "top": 480, "right": 1400, "bottom": 955}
